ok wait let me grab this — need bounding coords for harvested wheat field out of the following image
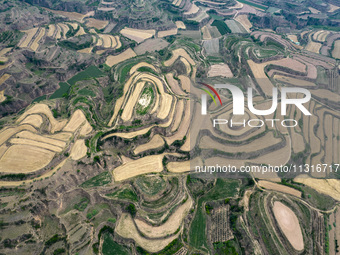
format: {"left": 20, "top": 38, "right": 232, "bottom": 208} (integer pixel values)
{"left": 121, "top": 81, "right": 145, "bottom": 121}
{"left": 273, "top": 201, "right": 304, "bottom": 251}
{"left": 16, "top": 131, "right": 66, "bottom": 148}
{"left": 332, "top": 40, "right": 340, "bottom": 59}
{"left": 311, "top": 89, "right": 340, "bottom": 102}
{"left": 63, "top": 110, "right": 87, "bottom": 132}
{"left": 0, "top": 90, "right": 6, "bottom": 103}
{"left": 30, "top": 28, "right": 45, "bottom": 51}
{"left": 328, "top": 4, "right": 340, "bottom": 12}
{"left": 120, "top": 27, "right": 156, "bottom": 43}
{"left": 178, "top": 75, "right": 191, "bottom": 92}
{"left": 80, "top": 121, "right": 93, "bottom": 136}
{"left": 85, "top": 18, "right": 108, "bottom": 29}
{"left": 134, "top": 134, "right": 164, "bottom": 155}
{"left": 19, "top": 28, "right": 38, "bottom": 48}
{"left": 0, "top": 145, "right": 55, "bottom": 173}
{"left": 158, "top": 28, "right": 178, "bottom": 38}
{"left": 75, "top": 26, "right": 86, "bottom": 36}
{"left": 58, "top": 23, "right": 69, "bottom": 39}
{"left": 129, "top": 62, "right": 157, "bottom": 75}
{"left": 9, "top": 138, "right": 63, "bottom": 153}
{"left": 47, "top": 24, "right": 55, "bottom": 37}
{"left": 258, "top": 180, "right": 301, "bottom": 197}
{"left": 77, "top": 47, "right": 93, "bottom": 53}
{"left": 305, "top": 39, "right": 322, "bottom": 54}
{"left": 170, "top": 99, "right": 184, "bottom": 132}
{"left": 135, "top": 195, "right": 192, "bottom": 238}
{"left": 175, "top": 21, "right": 186, "bottom": 30}
{"left": 184, "top": 3, "right": 199, "bottom": 15}
{"left": 208, "top": 64, "right": 233, "bottom": 78}
{"left": 0, "top": 74, "right": 11, "bottom": 85}
{"left": 166, "top": 73, "right": 185, "bottom": 95}
{"left": 167, "top": 157, "right": 203, "bottom": 173}
{"left": 106, "top": 48, "right": 136, "bottom": 67}
{"left": 287, "top": 34, "right": 299, "bottom": 43}
{"left": 43, "top": 8, "right": 86, "bottom": 22}
{"left": 0, "top": 125, "right": 37, "bottom": 146}
{"left": 115, "top": 213, "right": 179, "bottom": 253}
{"left": 70, "top": 139, "right": 87, "bottom": 160}
{"left": 294, "top": 176, "right": 340, "bottom": 201}
{"left": 235, "top": 15, "right": 252, "bottom": 32}
{"left": 113, "top": 154, "right": 165, "bottom": 181}
{"left": 164, "top": 48, "right": 195, "bottom": 67}
{"left": 202, "top": 26, "right": 212, "bottom": 40}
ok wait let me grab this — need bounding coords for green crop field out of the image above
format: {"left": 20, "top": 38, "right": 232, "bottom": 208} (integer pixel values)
{"left": 67, "top": 66, "right": 104, "bottom": 86}
{"left": 49, "top": 82, "right": 70, "bottom": 99}
{"left": 106, "top": 188, "right": 138, "bottom": 202}
{"left": 80, "top": 171, "right": 112, "bottom": 188}
{"left": 211, "top": 20, "right": 231, "bottom": 35}
{"left": 102, "top": 232, "right": 129, "bottom": 255}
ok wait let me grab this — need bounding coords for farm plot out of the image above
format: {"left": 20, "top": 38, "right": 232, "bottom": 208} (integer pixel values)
{"left": 85, "top": 18, "right": 108, "bottom": 29}
{"left": 0, "top": 73, "right": 11, "bottom": 86}
{"left": 274, "top": 75, "right": 315, "bottom": 87}
{"left": 121, "top": 81, "right": 146, "bottom": 121}
{"left": 30, "top": 28, "right": 45, "bottom": 51}
{"left": 202, "top": 38, "right": 219, "bottom": 55}
{"left": 202, "top": 26, "right": 212, "bottom": 40}
{"left": 18, "top": 27, "right": 38, "bottom": 48}
{"left": 134, "top": 38, "right": 169, "bottom": 55}
{"left": 258, "top": 180, "right": 301, "bottom": 197}
{"left": 113, "top": 154, "right": 165, "bottom": 181}
{"left": 47, "top": 24, "right": 55, "bottom": 37}
{"left": 70, "top": 139, "right": 87, "bottom": 160}
{"left": 115, "top": 213, "right": 179, "bottom": 253}
{"left": 164, "top": 48, "right": 195, "bottom": 67}
{"left": 305, "top": 34, "right": 322, "bottom": 53}
{"left": 135, "top": 195, "right": 192, "bottom": 238}
{"left": 75, "top": 26, "right": 86, "bottom": 36}
{"left": 272, "top": 202, "right": 304, "bottom": 251}
{"left": 178, "top": 75, "right": 191, "bottom": 92}
{"left": 210, "top": 205, "right": 234, "bottom": 243}
{"left": 332, "top": 40, "right": 340, "bottom": 59}
{"left": 175, "top": 21, "right": 186, "bottom": 30}
{"left": 120, "top": 27, "right": 155, "bottom": 44}
{"left": 234, "top": 14, "right": 252, "bottom": 32}
{"left": 158, "top": 28, "right": 178, "bottom": 38}
{"left": 166, "top": 73, "right": 185, "bottom": 95}
{"left": 184, "top": 3, "right": 199, "bottom": 15}
{"left": 106, "top": 48, "right": 137, "bottom": 67}
{"left": 225, "top": 19, "right": 247, "bottom": 33}
{"left": 208, "top": 63, "right": 233, "bottom": 77}
{"left": 134, "top": 134, "right": 164, "bottom": 155}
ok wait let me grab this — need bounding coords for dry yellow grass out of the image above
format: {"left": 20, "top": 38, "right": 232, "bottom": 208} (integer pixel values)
{"left": 247, "top": 60, "right": 273, "bottom": 96}
{"left": 0, "top": 74, "right": 11, "bottom": 85}
{"left": 0, "top": 144, "right": 7, "bottom": 159}
{"left": 85, "top": 18, "right": 108, "bottom": 29}
{"left": 135, "top": 195, "right": 192, "bottom": 238}
{"left": 115, "top": 213, "right": 179, "bottom": 253}
{"left": 30, "top": 28, "right": 45, "bottom": 51}
{"left": 9, "top": 138, "right": 63, "bottom": 153}
{"left": 47, "top": 24, "right": 55, "bottom": 37}
{"left": 164, "top": 48, "right": 195, "bottom": 67}
{"left": 70, "top": 139, "right": 87, "bottom": 160}
{"left": 0, "top": 144, "right": 55, "bottom": 173}
{"left": 17, "top": 104, "right": 67, "bottom": 133}
{"left": 63, "top": 109, "right": 87, "bottom": 132}
{"left": 19, "top": 28, "right": 39, "bottom": 48}
{"left": 235, "top": 15, "right": 252, "bottom": 32}
{"left": 332, "top": 40, "right": 340, "bottom": 59}
{"left": 274, "top": 75, "right": 315, "bottom": 86}
{"left": 113, "top": 154, "right": 169, "bottom": 181}
{"left": 175, "top": 21, "right": 186, "bottom": 30}
{"left": 120, "top": 28, "right": 155, "bottom": 43}
{"left": 273, "top": 201, "right": 304, "bottom": 251}
{"left": 45, "top": 132, "right": 73, "bottom": 142}
{"left": 98, "top": 34, "right": 111, "bottom": 48}
{"left": 121, "top": 81, "right": 145, "bottom": 121}
{"left": 201, "top": 26, "right": 212, "bottom": 40}
{"left": 158, "top": 28, "right": 178, "bottom": 38}
{"left": 134, "top": 134, "right": 164, "bottom": 155}
{"left": 106, "top": 48, "right": 137, "bottom": 67}
{"left": 0, "top": 125, "right": 37, "bottom": 146}
{"left": 16, "top": 130, "right": 66, "bottom": 148}
{"left": 258, "top": 180, "right": 301, "bottom": 197}
{"left": 208, "top": 64, "right": 233, "bottom": 78}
